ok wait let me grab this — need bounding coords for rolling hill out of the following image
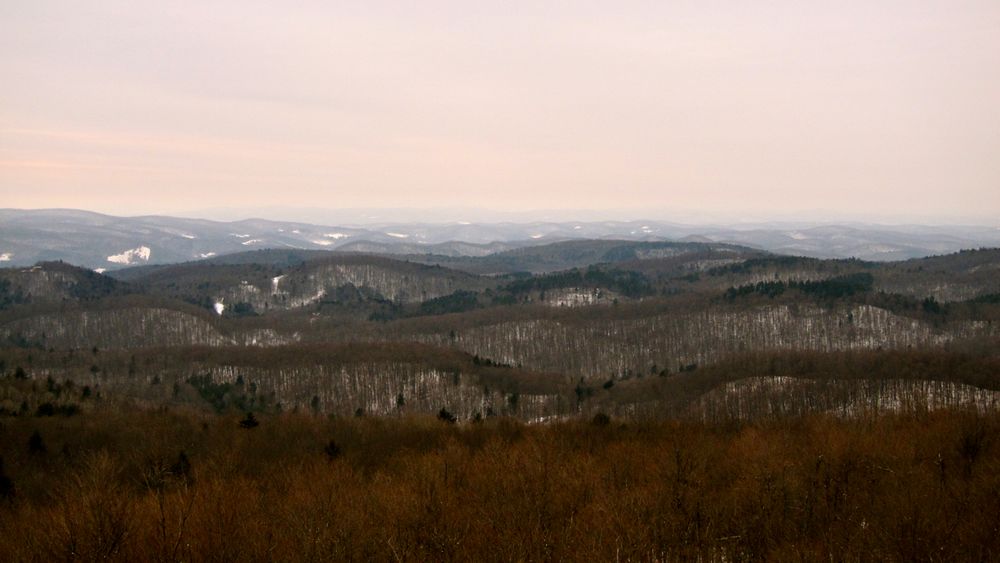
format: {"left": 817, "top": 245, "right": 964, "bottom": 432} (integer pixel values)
{"left": 4, "top": 209, "right": 1000, "bottom": 271}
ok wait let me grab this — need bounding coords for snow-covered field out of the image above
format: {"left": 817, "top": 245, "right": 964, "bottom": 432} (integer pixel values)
{"left": 106, "top": 246, "right": 151, "bottom": 265}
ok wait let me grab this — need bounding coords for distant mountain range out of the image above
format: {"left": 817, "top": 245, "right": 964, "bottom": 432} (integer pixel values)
{"left": 2, "top": 208, "right": 999, "bottom": 270}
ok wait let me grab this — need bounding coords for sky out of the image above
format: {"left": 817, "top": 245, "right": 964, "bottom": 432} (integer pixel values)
{"left": 1, "top": 1, "right": 999, "bottom": 224}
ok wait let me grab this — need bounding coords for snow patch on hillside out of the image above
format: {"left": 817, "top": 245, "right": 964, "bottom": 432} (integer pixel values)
{"left": 386, "top": 232, "right": 409, "bottom": 238}
{"left": 213, "top": 302, "right": 225, "bottom": 315}
{"left": 311, "top": 240, "right": 333, "bottom": 246}
{"left": 106, "top": 246, "right": 151, "bottom": 265}
{"left": 0, "top": 253, "right": 11, "bottom": 262}
{"left": 857, "top": 244, "right": 900, "bottom": 254}
{"left": 198, "top": 252, "right": 217, "bottom": 258}
{"left": 545, "top": 288, "right": 615, "bottom": 307}
{"left": 180, "top": 234, "right": 196, "bottom": 239}
{"left": 242, "top": 239, "right": 263, "bottom": 246}
{"left": 324, "top": 233, "right": 350, "bottom": 239}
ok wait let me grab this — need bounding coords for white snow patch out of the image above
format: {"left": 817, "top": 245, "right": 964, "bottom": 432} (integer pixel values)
{"left": 530, "top": 234, "right": 544, "bottom": 239}
{"left": 180, "top": 234, "right": 196, "bottom": 239}
{"left": 311, "top": 240, "right": 333, "bottom": 246}
{"left": 457, "top": 221, "right": 472, "bottom": 225}
{"left": 386, "top": 232, "right": 410, "bottom": 238}
{"left": 231, "top": 233, "right": 251, "bottom": 238}
{"left": 242, "top": 239, "right": 263, "bottom": 246}
{"left": 324, "top": 233, "right": 350, "bottom": 239}
{"left": 277, "top": 228, "right": 285, "bottom": 232}
{"left": 271, "top": 275, "right": 285, "bottom": 294}
{"left": 213, "top": 302, "right": 225, "bottom": 315}
{"left": 198, "top": 252, "right": 217, "bottom": 258}
{"left": 788, "top": 232, "right": 809, "bottom": 240}
{"left": 93, "top": 268, "right": 106, "bottom": 274}
{"left": 292, "top": 229, "right": 301, "bottom": 234}
{"left": 573, "top": 225, "right": 582, "bottom": 230}
{"left": 0, "top": 253, "right": 11, "bottom": 262}
{"left": 855, "top": 244, "right": 899, "bottom": 254}
{"left": 106, "top": 246, "right": 151, "bottom": 265}
{"left": 545, "top": 288, "right": 613, "bottom": 307}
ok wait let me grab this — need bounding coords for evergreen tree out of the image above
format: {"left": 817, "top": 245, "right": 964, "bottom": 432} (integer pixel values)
{"left": 437, "top": 408, "right": 457, "bottom": 424}
{"left": 28, "top": 430, "right": 46, "bottom": 454}
{"left": 238, "top": 412, "right": 259, "bottom": 429}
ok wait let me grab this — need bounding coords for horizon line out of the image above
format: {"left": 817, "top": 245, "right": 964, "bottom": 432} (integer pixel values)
{"left": 3, "top": 206, "right": 999, "bottom": 229}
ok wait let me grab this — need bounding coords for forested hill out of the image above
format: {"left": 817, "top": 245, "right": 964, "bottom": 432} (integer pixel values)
{"left": 396, "top": 239, "right": 762, "bottom": 274}
{"left": 1, "top": 243, "right": 999, "bottom": 421}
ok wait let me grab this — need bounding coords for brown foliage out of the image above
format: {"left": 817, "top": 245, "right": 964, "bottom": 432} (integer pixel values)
{"left": 0, "top": 409, "right": 998, "bottom": 561}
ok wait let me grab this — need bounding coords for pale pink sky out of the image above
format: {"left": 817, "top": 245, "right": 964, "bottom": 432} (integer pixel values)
{"left": 2, "top": 1, "right": 999, "bottom": 222}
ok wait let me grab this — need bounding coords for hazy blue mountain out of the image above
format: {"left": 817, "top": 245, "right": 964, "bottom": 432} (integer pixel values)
{"left": 2, "top": 209, "right": 999, "bottom": 270}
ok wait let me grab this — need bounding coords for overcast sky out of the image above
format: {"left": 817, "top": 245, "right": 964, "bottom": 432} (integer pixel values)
{"left": 2, "top": 1, "right": 998, "bottom": 223}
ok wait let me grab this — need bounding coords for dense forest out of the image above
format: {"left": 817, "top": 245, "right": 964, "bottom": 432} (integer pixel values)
{"left": 0, "top": 408, "right": 998, "bottom": 561}
{"left": 2, "top": 242, "right": 1000, "bottom": 559}
{"left": 1, "top": 243, "right": 999, "bottom": 420}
